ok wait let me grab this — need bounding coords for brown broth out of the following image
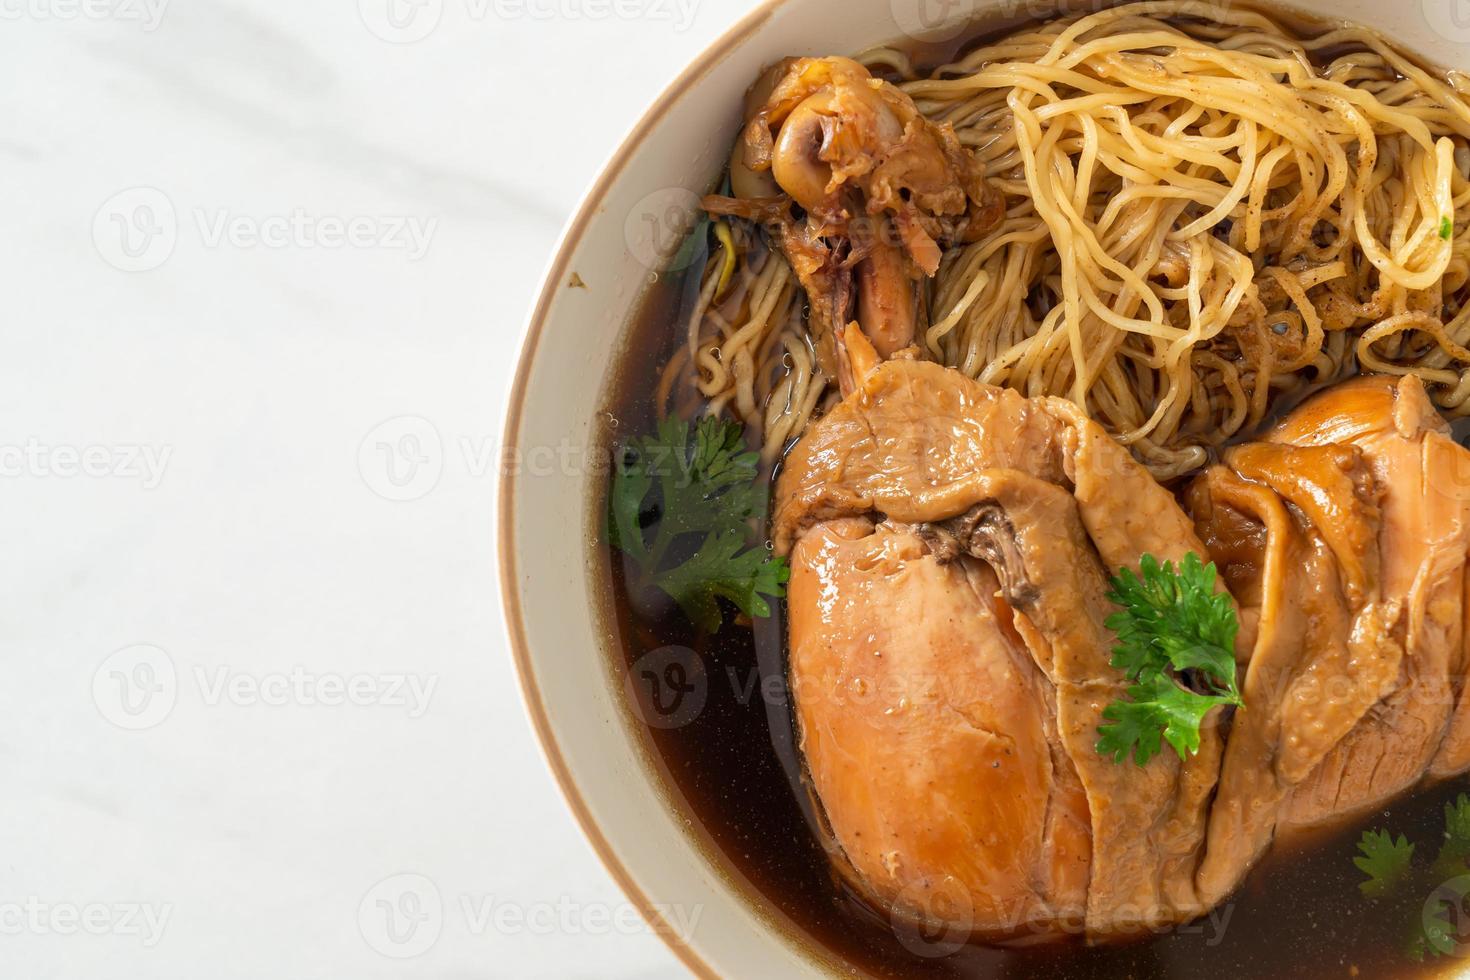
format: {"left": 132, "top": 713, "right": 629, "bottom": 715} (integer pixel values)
{"left": 591, "top": 7, "right": 1470, "bottom": 977}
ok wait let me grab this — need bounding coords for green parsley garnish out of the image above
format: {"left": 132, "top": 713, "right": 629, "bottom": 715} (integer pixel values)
{"left": 1434, "top": 794, "right": 1470, "bottom": 880}
{"left": 1352, "top": 794, "right": 1470, "bottom": 961}
{"left": 1095, "top": 553, "right": 1243, "bottom": 766}
{"left": 1414, "top": 896, "right": 1461, "bottom": 962}
{"left": 1442, "top": 216, "right": 1454, "bottom": 240}
{"left": 1355, "top": 830, "right": 1415, "bottom": 898}
{"left": 610, "top": 415, "right": 788, "bottom": 633}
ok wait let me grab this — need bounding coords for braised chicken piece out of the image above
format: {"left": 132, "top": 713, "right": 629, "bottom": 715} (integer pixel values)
{"left": 776, "top": 363, "right": 1470, "bottom": 943}
{"left": 1271, "top": 378, "right": 1470, "bottom": 790}
{"left": 703, "top": 57, "right": 1002, "bottom": 389}
{"left": 1189, "top": 376, "right": 1470, "bottom": 867}
{"left": 742, "top": 57, "right": 997, "bottom": 271}
{"left": 777, "top": 358, "right": 1223, "bottom": 940}
{"left": 788, "top": 516, "right": 1092, "bottom": 941}
{"left": 1186, "top": 437, "right": 1403, "bottom": 904}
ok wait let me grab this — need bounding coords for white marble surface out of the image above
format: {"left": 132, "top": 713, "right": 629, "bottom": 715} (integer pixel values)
{"left": 1, "top": 1, "right": 765, "bottom": 975}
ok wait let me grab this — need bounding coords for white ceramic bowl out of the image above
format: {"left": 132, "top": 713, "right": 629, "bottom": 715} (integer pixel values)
{"left": 499, "top": 1, "right": 1470, "bottom": 974}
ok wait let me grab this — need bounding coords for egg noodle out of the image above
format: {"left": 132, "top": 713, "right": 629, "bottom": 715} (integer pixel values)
{"left": 670, "top": 0, "right": 1470, "bottom": 476}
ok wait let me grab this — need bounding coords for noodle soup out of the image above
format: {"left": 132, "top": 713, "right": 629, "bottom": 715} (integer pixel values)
{"left": 597, "top": 2, "right": 1470, "bottom": 976}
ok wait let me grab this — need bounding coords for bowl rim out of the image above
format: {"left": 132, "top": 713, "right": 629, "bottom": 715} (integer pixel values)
{"left": 496, "top": 2, "right": 1470, "bottom": 976}
{"left": 497, "top": 2, "right": 790, "bottom": 976}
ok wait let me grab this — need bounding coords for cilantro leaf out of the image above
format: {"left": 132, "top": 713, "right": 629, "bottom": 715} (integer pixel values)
{"left": 1412, "top": 897, "right": 1458, "bottom": 961}
{"left": 1105, "top": 553, "right": 1239, "bottom": 691}
{"left": 659, "top": 417, "right": 765, "bottom": 538}
{"left": 1096, "top": 553, "right": 1242, "bottom": 765}
{"left": 1349, "top": 797, "right": 1470, "bottom": 961}
{"left": 1096, "top": 671, "right": 1226, "bottom": 766}
{"left": 1355, "top": 829, "right": 1416, "bottom": 898}
{"left": 608, "top": 447, "right": 652, "bottom": 561}
{"left": 1411, "top": 869, "right": 1470, "bottom": 961}
{"left": 656, "top": 529, "right": 789, "bottom": 633}
{"left": 1433, "top": 793, "right": 1470, "bottom": 880}
{"left": 1442, "top": 216, "right": 1455, "bottom": 240}
{"left": 610, "top": 415, "right": 787, "bottom": 632}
